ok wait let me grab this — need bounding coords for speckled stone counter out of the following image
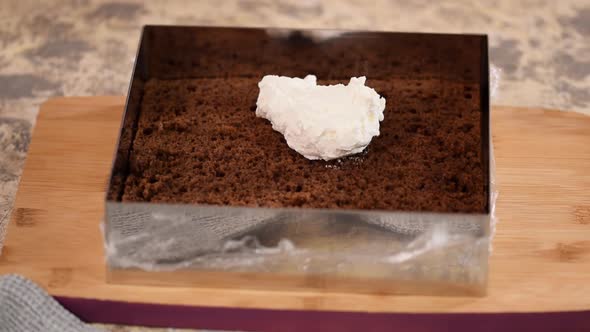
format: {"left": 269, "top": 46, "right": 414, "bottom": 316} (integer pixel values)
{"left": 1, "top": 0, "right": 589, "bottom": 331}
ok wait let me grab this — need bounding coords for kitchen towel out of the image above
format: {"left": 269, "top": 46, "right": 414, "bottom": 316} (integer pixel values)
{"left": 0, "top": 274, "right": 103, "bottom": 332}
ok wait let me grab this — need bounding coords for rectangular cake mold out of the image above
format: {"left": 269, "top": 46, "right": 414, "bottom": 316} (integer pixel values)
{"left": 104, "top": 26, "right": 492, "bottom": 296}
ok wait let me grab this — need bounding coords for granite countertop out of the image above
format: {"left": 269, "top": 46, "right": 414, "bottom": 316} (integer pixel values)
{"left": 0, "top": 0, "right": 589, "bottom": 331}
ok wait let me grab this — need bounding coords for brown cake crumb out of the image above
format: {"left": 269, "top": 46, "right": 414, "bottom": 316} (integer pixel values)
{"left": 121, "top": 76, "right": 485, "bottom": 213}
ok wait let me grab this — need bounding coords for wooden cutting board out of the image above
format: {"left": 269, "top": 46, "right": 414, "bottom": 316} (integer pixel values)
{"left": 0, "top": 96, "right": 589, "bottom": 314}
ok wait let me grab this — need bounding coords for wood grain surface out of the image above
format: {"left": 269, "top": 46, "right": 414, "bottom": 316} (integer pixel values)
{"left": 0, "top": 96, "right": 589, "bottom": 313}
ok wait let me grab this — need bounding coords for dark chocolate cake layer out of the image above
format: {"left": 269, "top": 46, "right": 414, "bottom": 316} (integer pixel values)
{"left": 121, "top": 77, "right": 485, "bottom": 213}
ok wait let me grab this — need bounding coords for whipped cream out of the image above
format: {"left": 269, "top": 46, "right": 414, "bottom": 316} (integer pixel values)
{"left": 255, "top": 75, "right": 386, "bottom": 161}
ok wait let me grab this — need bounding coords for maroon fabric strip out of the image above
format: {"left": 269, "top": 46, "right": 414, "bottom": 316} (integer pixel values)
{"left": 56, "top": 296, "right": 590, "bottom": 332}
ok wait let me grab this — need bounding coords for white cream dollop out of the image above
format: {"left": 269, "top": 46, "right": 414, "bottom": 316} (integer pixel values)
{"left": 255, "top": 75, "right": 386, "bottom": 161}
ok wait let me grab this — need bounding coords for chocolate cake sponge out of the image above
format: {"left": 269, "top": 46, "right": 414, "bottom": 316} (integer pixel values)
{"left": 121, "top": 77, "right": 486, "bottom": 213}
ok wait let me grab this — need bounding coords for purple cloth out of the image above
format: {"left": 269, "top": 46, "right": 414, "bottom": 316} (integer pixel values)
{"left": 56, "top": 296, "right": 590, "bottom": 332}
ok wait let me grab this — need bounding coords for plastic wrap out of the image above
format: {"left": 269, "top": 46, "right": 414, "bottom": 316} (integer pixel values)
{"left": 103, "top": 27, "right": 498, "bottom": 296}
{"left": 104, "top": 208, "right": 491, "bottom": 295}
